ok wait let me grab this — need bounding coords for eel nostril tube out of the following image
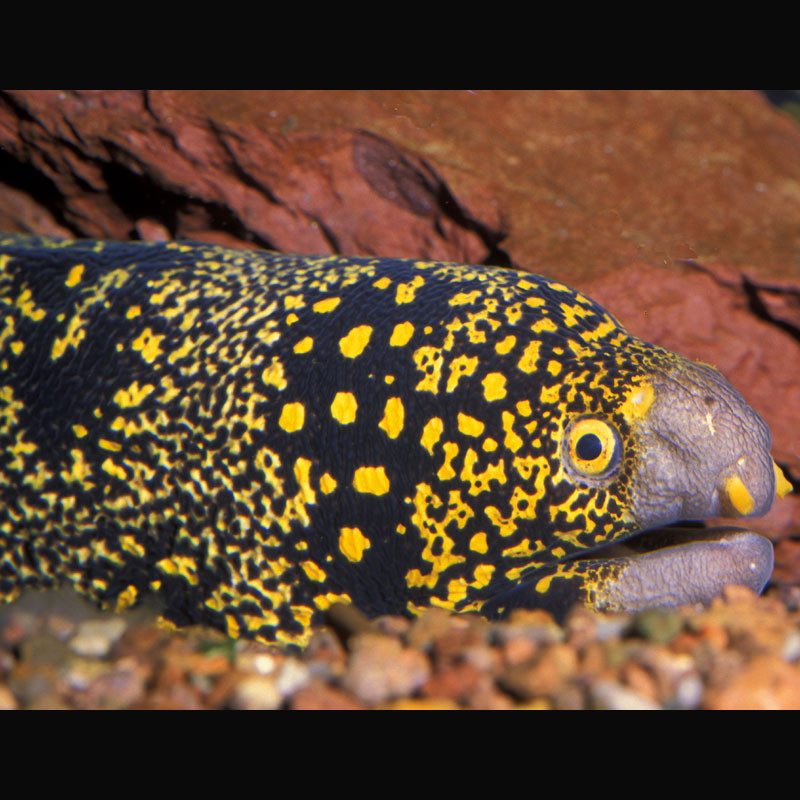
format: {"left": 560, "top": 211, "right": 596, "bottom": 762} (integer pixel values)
{"left": 773, "top": 460, "right": 792, "bottom": 499}
{"left": 722, "top": 474, "right": 755, "bottom": 516}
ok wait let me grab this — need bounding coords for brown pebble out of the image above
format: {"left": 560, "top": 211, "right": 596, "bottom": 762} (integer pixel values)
{"left": 370, "top": 615, "right": 412, "bottom": 639}
{"left": 501, "top": 634, "right": 538, "bottom": 667}
{"left": 551, "top": 685, "right": 586, "bottom": 710}
{"left": 0, "top": 647, "right": 15, "bottom": 677}
{"left": 406, "top": 608, "right": 462, "bottom": 650}
{"left": 386, "top": 697, "right": 461, "bottom": 710}
{"left": 500, "top": 643, "right": 578, "bottom": 699}
{"left": 689, "top": 620, "right": 729, "bottom": 652}
{"left": 68, "top": 657, "right": 149, "bottom": 710}
{"left": 621, "top": 660, "right": 659, "bottom": 703}
{"left": 303, "top": 627, "right": 349, "bottom": 678}
{"left": 564, "top": 606, "right": 598, "bottom": 649}
{"left": 324, "top": 602, "right": 374, "bottom": 640}
{"left": 25, "top": 692, "right": 72, "bottom": 710}
{"left": 203, "top": 670, "right": 246, "bottom": 708}
{"left": 274, "top": 659, "right": 310, "bottom": 697}
{"left": 45, "top": 614, "right": 78, "bottom": 642}
{"left": 0, "top": 684, "right": 19, "bottom": 710}
{"left": 69, "top": 617, "right": 128, "bottom": 658}
{"left": 1, "top": 611, "right": 41, "bottom": 647}
{"left": 577, "top": 641, "right": 610, "bottom": 681}
{"left": 590, "top": 680, "right": 661, "bottom": 710}
{"left": 342, "top": 632, "right": 431, "bottom": 705}
{"left": 465, "top": 683, "right": 515, "bottom": 710}
{"left": 142, "top": 679, "right": 206, "bottom": 710}
{"left": 421, "top": 660, "right": 483, "bottom": 702}
{"left": 20, "top": 631, "right": 73, "bottom": 665}
{"left": 230, "top": 675, "right": 282, "bottom": 710}
{"left": 235, "top": 650, "right": 278, "bottom": 676}
{"left": 6, "top": 662, "right": 60, "bottom": 707}
{"left": 636, "top": 646, "right": 696, "bottom": 702}
{"left": 431, "top": 624, "right": 487, "bottom": 664}
{"left": 290, "top": 680, "right": 368, "bottom": 710}
{"left": 461, "top": 643, "right": 500, "bottom": 673}
{"left": 495, "top": 608, "right": 564, "bottom": 647}
{"left": 705, "top": 654, "right": 800, "bottom": 710}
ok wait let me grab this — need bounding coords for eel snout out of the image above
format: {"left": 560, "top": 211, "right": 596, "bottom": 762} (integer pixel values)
{"left": 628, "top": 358, "right": 789, "bottom": 531}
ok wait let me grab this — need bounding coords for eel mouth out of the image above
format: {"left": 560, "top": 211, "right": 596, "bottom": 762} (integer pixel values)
{"left": 566, "top": 463, "right": 790, "bottom": 612}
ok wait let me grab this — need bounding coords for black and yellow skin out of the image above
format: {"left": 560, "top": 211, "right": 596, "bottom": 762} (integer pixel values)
{"left": 0, "top": 236, "right": 783, "bottom": 648}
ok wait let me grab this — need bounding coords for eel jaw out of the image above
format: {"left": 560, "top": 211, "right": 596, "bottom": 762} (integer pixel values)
{"left": 587, "top": 527, "right": 775, "bottom": 613}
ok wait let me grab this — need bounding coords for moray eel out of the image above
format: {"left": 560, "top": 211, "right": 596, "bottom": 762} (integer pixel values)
{"left": 0, "top": 235, "right": 791, "bottom": 647}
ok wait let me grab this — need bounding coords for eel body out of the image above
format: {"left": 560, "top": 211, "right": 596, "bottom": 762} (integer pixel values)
{"left": 0, "top": 236, "right": 789, "bottom": 647}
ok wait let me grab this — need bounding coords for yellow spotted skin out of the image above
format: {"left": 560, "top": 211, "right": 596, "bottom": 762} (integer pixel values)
{"left": 0, "top": 235, "right": 683, "bottom": 647}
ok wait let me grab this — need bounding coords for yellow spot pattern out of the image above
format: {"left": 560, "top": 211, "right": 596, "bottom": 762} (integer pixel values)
{"left": 353, "top": 465, "right": 390, "bottom": 495}
{"left": 421, "top": 417, "right": 444, "bottom": 454}
{"left": 132, "top": 327, "right": 165, "bottom": 363}
{"left": 379, "top": 397, "right": 404, "bottom": 439}
{"left": 279, "top": 402, "right": 305, "bottom": 433}
{"left": 65, "top": 263, "right": 85, "bottom": 287}
{"left": 339, "top": 527, "right": 371, "bottom": 562}
{"left": 457, "top": 413, "right": 485, "bottom": 437}
{"left": 313, "top": 296, "right": 341, "bottom": 313}
{"left": 390, "top": 321, "right": 415, "bottom": 347}
{"left": 339, "top": 325, "right": 373, "bottom": 358}
{"left": 331, "top": 392, "right": 357, "bottom": 425}
{"left": 482, "top": 372, "right": 507, "bottom": 401}
{"left": 294, "top": 336, "right": 313, "bottom": 354}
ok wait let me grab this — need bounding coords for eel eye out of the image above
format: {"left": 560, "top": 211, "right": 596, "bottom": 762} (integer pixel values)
{"left": 565, "top": 417, "right": 621, "bottom": 478}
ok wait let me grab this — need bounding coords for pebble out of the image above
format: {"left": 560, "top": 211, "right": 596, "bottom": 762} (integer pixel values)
{"left": 634, "top": 609, "right": 684, "bottom": 643}
{"left": 231, "top": 675, "right": 282, "bottom": 710}
{"left": 289, "top": 681, "right": 367, "bottom": 710}
{"left": 590, "top": 680, "right": 662, "bottom": 710}
{"left": 672, "top": 673, "right": 704, "bottom": 710}
{"left": 0, "top": 684, "right": 19, "bottom": 710}
{"left": 69, "top": 618, "right": 128, "bottom": 658}
{"left": 342, "top": 632, "right": 431, "bottom": 704}
{"left": 2, "top": 586, "right": 800, "bottom": 709}
{"left": 275, "top": 659, "right": 310, "bottom": 697}
{"left": 781, "top": 629, "right": 800, "bottom": 663}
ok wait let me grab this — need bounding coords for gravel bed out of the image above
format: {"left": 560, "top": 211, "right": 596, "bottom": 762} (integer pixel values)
{"left": 2, "top": 585, "right": 799, "bottom": 709}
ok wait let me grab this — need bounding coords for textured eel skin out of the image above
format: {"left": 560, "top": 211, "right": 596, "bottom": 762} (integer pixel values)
{"left": 0, "top": 236, "right": 790, "bottom": 647}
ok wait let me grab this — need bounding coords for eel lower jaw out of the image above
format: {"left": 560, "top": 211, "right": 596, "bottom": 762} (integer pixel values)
{"left": 583, "top": 526, "right": 774, "bottom": 613}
